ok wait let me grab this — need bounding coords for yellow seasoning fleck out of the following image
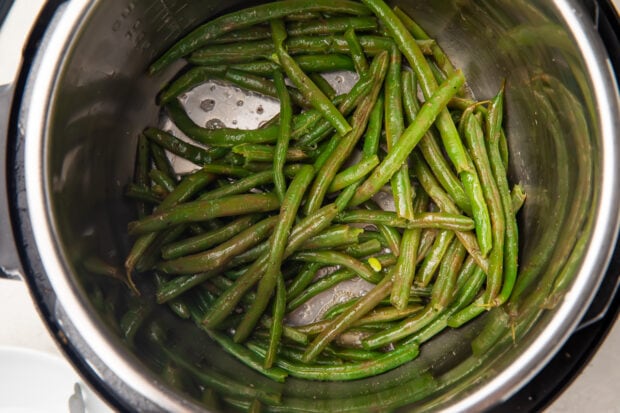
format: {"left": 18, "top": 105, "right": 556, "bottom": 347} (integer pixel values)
{"left": 368, "top": 257, "right": 382, "bottom": 272}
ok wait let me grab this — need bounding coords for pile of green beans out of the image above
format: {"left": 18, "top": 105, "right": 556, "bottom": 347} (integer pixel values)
{"left": 124, "top": 0, "right": 524, "bottom": 396}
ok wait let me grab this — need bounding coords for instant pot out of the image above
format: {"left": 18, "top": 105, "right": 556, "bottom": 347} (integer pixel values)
{"left": 1, "top": 0, "right": 619, "bottom": 411}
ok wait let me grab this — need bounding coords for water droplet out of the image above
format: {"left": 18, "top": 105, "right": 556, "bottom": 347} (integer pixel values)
{"left": 236, "top": 100, "right": 244, "bottom": 107}
{"left": 335, "top": 75, "right": 344, "bottom": 83}
{"left": 232, "top": 120, "right": 238, "bottom": 125}
{"left": 205, "top": 118, "right": 226, "bottom": 129}
{"left": 200, "top": 99, "right": 216, "bottom": 112}
{"left": 210, "top": 85, "right": 216, "bottom": 92}
{"left": 256, "top": 105, "right": 264, "bottom": 115}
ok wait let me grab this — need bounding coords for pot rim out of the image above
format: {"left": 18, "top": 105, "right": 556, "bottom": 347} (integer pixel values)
{"left": 16, "top": 0, "right": 620, "bottom": 411}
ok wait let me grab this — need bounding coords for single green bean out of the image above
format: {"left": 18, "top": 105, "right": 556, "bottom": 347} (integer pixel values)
{"left": 391, "top": 191, "right": 428, "bottom": 309}
{"left": 328, "top": 155, "right": 380, "bottom": 193}
{"left": 230, "top": 54, "right": 355, "bottom": 76}
{"left": 309, "top": 73, "right": 338, "bottom": 101}
{"left": 344, "top": 28, "right": 369, "bottom": 74}
{"left": 336, "top": 210, "right": 475, "bottom": 231}
{"left": 385, "top": 45, "right": 414, "bottom": 220}
{"left": 290, "top": 250, "right": 382, "bottom": 284}
{"left": 253, "top": 339, "right": 421, "bottom": 381}
{"left": 265, "top": 275, "right": 286, "bottom": 368}
{"left": 416, "top": 230, "right": 456, "bottom": 287}
{"left": 166, "top": 100, "right": 280, "bottom": 147}
{"left": 159, "top": 66, "right": 223, "bottom": 104}
{"left": 431, "top": 237, "right": 467, "bottom": 309}
{"left": 234, "top": 165, "right": 315, "bottom": 342}
{"left": 149, "top": 0, "right": 372, "bottom": 73}
{"left": 125, "top": 184, "right": 162, "bottom": 204}
{"left": 362, "top": 92, "right": 384, "bottom": 159}
{"left": 127, "top": 193, "right": 281, "bottom": 236}
{"left": 150, "top": 142, "right": 177, "bottom": 183}
{"left": 224, "top": 69, "right": 309, "bottom": 108}
{"left": 342, "top": 239, "right": 383, "bottom": 259}
{"left": 232, "top": 144, "right": 308, "bottom": 163}
{"left": 273, "top": 70, "right": 293, "bottom": 202}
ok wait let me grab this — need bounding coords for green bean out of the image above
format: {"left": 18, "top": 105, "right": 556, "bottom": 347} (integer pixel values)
{"left": 197, "top": 172, "right": 272, "bottom": 202}
{"left": 265, "top": 275, "right": 287, "bottom": 368}
{"left": 234, "top": 165, "right": 315, "bottom": 342}
{"left": 272, "top": 70, "right": 293, "bottom": 202}
{"left": 162, "top": 215, "right": 260, "bottom": 260}
{"left": 134, "top": 134, "right": 151, "bottom": 218}
{"left": 232, "top": 144, "right": 308, "bottom": 164}
{"left": 344, "top": 28, "right": 369, "bottom": 74}
{"left": 224, "top": 69, "right": 309, "bottom": 108}
{"left": 286, "top": 262, "right": 322, "bottom": 301}
{"left": 248, "top": 340, "right": 420, "bottom": 381}
{"left": 149, "top": 0, "right": 372, "bottom": 74}
{"left": 392, "top": 7, "right": 456, "bottom": 79}
{"left": 166, "top": 100, "right": 279, "bottom": 147}
{"left": 362, "top": 201, "right": 402, "bottom": 257}
{"left": 431, "top": 237, "right": 467, "bottom": 309}
{"left": 328, "top": 155, "right": 379, "bottom": 193}
{"left": 288, "top": 16, "right": 378, "bottom": 36}
{"left": 301, "top": 273, "right": 393, "bottom": 362}
{"left": 260, "top": 316, "right": 309, "bottom": 346}
{"left": 157, "top": 216, "right": 278, "bottom": 274}
{"left": 124, "top": 184, "right": 162, "bottom": 204}
{"left": 159, "top": 67, "right": 223, "bottom": 105}
{"left": 299, "top": 304, "right": 423, "bottom": 335}
{"left": 336, "top": 210, "right": 475, "bottom": 231}
{"left": 401, "top": 71, "right": 471, "bottom": 215}
{"left": 290, "top": 250, "right": 382, "bottom": 284}
{"left": 149, "top": 170, "right": 175, "bottom": 194}
{"left": 150, "top": 142, "right": 177, "bottom": 184}
{"left": 271, "top": 19, "right": 351, "bottom": 137}
{"left": 511, "top": 184, "right": 526, "bottom": 213}
{"left": 416, "top": 229, "right": 438, "bottom": 263}
{"left": 302, "top": 225, "right": 363, "bottom": 250}
{"left": 362, "top": 93, "right": 384, "bottom": 159}
{"left": 230, "top": 54, "right": 355, "bottom": 77}
{"left": 391, "top": 191, "right": 428, "bottom": 309}
{"left": 385, "top": 45, "right": 414, "bottom": 220}
{"left": 416, "top": 230, "right": 456, "bottom": 287}
{"left": 120, "top": 304, "right": 151, "bottom": 346}
{"left": 127, "top": 193, "right": 280, "bottom": 236}
{"left": 461, "top": 108, "right": 505, "bottom": 304}
{"left": 203, "top": 25, "right": 272, "bottom": 45}
{"left": 310, "top": 73, "right": 338, "bottom": 101}
{"left": 287, "top": 268, "right": 357, "bottom": 312}
{"left": 304, "top": 51, "right": 389, "bottom": 214}
{"left": 350, "top": 69, "right": 465, "bottom": 206}
{"left": 342, "top": 239, "right": 383, "bottom": 259}
{"left": 143, "top": 127, "right": 217, "bottom": 166}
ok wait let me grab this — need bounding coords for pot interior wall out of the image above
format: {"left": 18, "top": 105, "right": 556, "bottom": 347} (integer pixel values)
{"left": 45, "top": 0, "right": 598, "bottom": 410}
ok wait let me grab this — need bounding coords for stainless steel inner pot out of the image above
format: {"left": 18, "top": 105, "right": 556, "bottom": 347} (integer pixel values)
{"left": 14, "top": 0, "right": 620, "bottom": 411}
